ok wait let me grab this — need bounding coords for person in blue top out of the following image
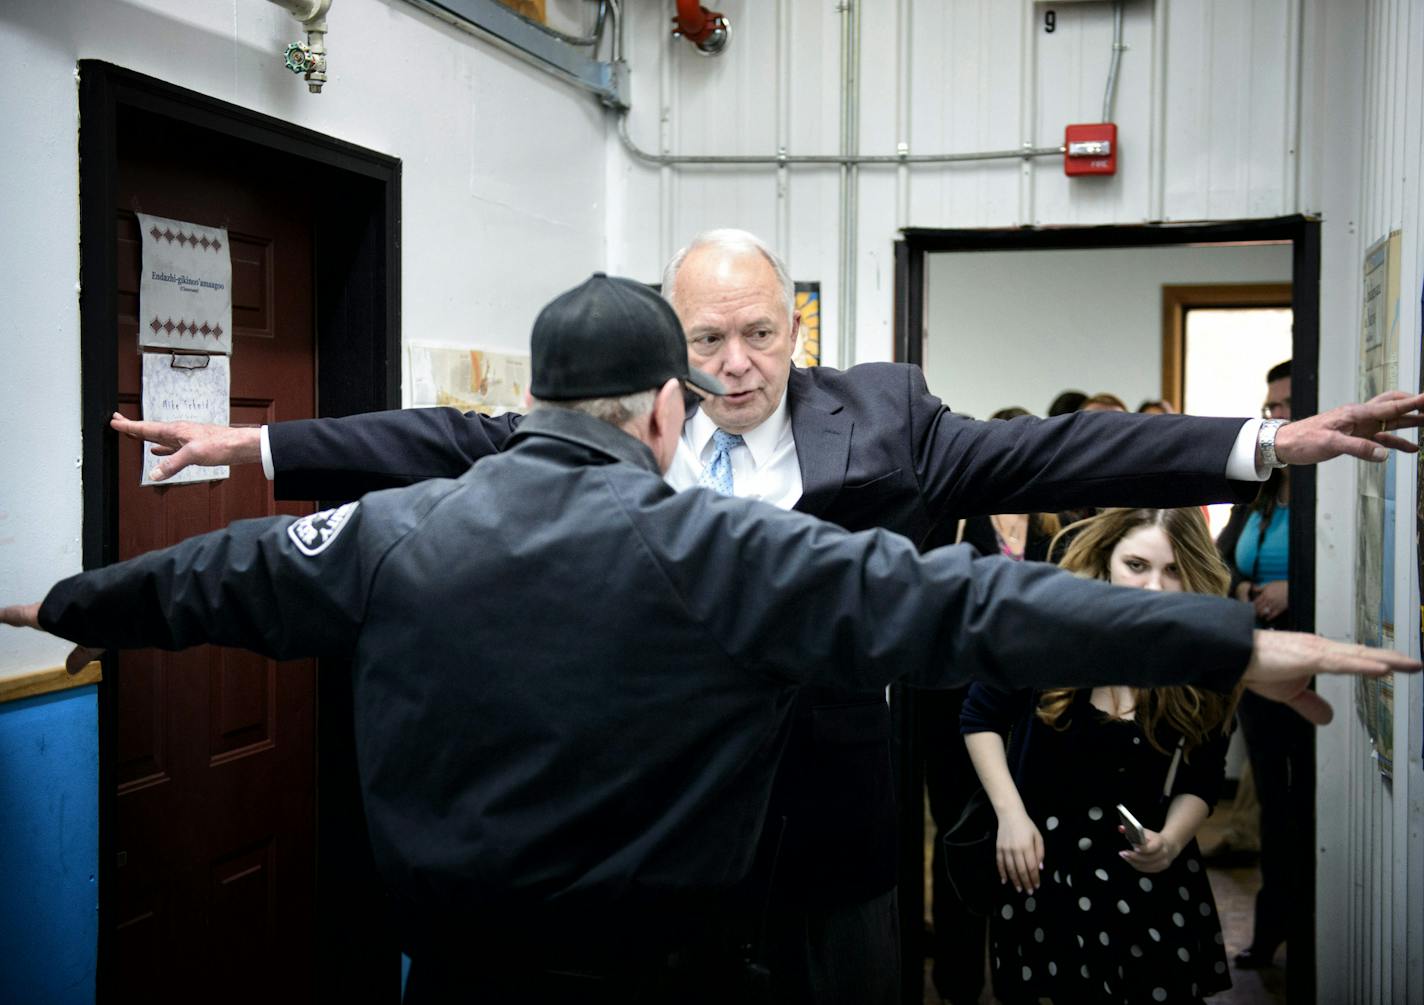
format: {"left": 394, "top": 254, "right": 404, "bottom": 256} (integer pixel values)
{"left": 1214, "top": 359, "right": 1304, "bottom": 971}
{"left": 1220, "top": 360, "right": 1293, "bottom": 623}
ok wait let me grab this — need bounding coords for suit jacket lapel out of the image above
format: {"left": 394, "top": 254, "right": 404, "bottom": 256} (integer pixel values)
{"left": 788, "top": 367, "right": 852, "bottom": 516}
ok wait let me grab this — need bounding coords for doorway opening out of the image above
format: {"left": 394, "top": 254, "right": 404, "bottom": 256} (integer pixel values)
{"left": 79, "top": 61, "right": 401, "bottom": 1004}
{"left": 892, "top": 217, "right": 1319, "bottom": 1005}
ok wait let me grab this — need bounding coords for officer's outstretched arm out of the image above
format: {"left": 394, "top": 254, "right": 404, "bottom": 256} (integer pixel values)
{"left": 655, "top": 490, "right": 1251, "bottom": 695}
{"left": 0, "top": 603, "right": 100, "bottom": 676}
{"left": 4, "top": 504, "right": 375, "bottom": 663}
{"left": 647, "top": 492, "right": 1418, "bottom": 720}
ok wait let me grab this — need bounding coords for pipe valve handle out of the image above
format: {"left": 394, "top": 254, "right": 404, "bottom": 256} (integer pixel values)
{"left": 284, "top": 41, "right": 312, "bottom": 74}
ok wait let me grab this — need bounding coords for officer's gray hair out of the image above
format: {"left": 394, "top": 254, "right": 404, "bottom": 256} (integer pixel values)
{"left": 531, "top": 389, "right": 658, "bottom": 428}
{"left": 662, "top": 228, "right": 795, "bottom": 323}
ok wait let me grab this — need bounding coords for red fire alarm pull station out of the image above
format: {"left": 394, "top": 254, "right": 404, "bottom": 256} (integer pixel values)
{"left": 1064, "top": 123, "right": 1117, "bottom": 176}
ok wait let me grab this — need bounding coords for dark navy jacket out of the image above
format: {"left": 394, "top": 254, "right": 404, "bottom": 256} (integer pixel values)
{"left": 264, "top": 363, "right": 1256, "bottom": 905}
{"left": 40, "top": 408, "right": 1253, "bottom": 956}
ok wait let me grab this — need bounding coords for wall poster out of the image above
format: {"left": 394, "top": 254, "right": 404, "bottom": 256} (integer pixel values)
{"left": 1355, "top": 231, "right": 1402, "bottom": 778}
{"left": 140, "top": 354, "right": 231, "bottom": 487}
{"left": 409, "top": 345, "right": 531, "bottom": 413}
{"left": 795, "top": 282, "right": 821, "bottom": 367}
{"left": 1418, "top": 274, "right": 1424, "bottom": 763}
{"left": 136, "top": 212, "right": 234, "bottom": 486}
{"left": 135, "top": 212, "right": 233, "bottom": 355}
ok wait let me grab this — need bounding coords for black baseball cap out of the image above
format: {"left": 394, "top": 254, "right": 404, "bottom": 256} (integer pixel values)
{"left": 529, "top": 272, "right": 726, "bottom": 401}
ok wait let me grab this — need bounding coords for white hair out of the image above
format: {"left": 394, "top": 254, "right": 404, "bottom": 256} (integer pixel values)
{"left": 530, "top": 389, "right": 658, "bottom": 428}
{"left": 662, "top": 228, "right": 795, "bottom": 322}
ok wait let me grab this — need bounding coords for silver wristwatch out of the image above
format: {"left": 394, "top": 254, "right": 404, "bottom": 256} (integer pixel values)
{"left": 1258, "top": 419, "right": 1289, "bottom": 469}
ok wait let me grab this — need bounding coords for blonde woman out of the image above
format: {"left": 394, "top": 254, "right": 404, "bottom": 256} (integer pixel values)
{"left": 961, "top": 508, "right": 1241, "bottom": 1005}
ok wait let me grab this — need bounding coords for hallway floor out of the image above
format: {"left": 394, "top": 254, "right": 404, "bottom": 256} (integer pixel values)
{"left": 1204, "top": 865, "right": 1288, "bottom": 1004}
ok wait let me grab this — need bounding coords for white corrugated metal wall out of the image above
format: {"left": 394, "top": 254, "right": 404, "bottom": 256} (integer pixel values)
{"left": 1312, "top": 0, "right": 1424, "bottom": 1000}
{"left": 609, "top": 0, "right": 1306, "bottom": 364}
{"left": 608, "top": 1, "right": 1424, "bottom": 998}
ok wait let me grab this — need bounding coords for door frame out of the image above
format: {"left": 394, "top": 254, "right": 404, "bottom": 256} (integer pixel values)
{"left": 1161, "top": 282, "right": 1295, "bottom": 409}
{"left": 892, "top": 215, "right": 1320, "bottom": 1005}
{"left": 78, "top": 61, "right": 402, "bottom": 1002}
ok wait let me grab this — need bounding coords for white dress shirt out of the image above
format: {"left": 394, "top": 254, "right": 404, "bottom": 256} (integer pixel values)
{"left": 259, "top": 408, "right": 1268, "bottom": 490}
{"left": 665, "top": 391, "right": 804, "bottom": 509}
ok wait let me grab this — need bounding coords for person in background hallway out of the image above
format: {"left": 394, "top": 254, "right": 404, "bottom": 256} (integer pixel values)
{"left": 1214, "top": 358, "right": 1307, "bottom": 970}
{"left": 964, "top": 508, "right": 1243, "bottom": 1005}
{"left": 108, "top": 230, "right": 1424, "bottom": 1005}
{"left": 1047, "top": 390, "right": 1088, "bottom": 417}
{"left": 1081, "top": 392, "right": 1129, "bottom": 413}
{"left": 922, "top": 405, "right": 1062, "bottom": 1005}
{"left": 1139, "top": 399, "right": 1178, "bottom": 415}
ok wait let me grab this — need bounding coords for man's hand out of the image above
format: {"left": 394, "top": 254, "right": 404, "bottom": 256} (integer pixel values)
{"left": 1243, "top": 629, "right": 1420, "bottom": 724}
{"left": 0, "top": 602, "right": 40, "bottom": 630}
{"left": 1273, "top": 390, "right": 1424, "bottom": 465}
{"left": 2, "top": 603, "right": 104, "bottom": 675}
{"left": 109, "top": 413, "right": 262, "bottom": 482}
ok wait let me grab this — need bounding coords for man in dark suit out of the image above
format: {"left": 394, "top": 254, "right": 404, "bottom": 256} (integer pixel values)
{"left": 115, "top": 230, "right": 1424, "bottom": 1005}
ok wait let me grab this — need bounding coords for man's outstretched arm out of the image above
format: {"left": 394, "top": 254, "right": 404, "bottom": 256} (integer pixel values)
{"left": 908, "top": 363, "right": 1424, "bottom": 518}
{"left": 0, "top": 502, "right": 398, "bottom": 666}
{"left": 112, "top": 407, "right": 523, "bottom": 501}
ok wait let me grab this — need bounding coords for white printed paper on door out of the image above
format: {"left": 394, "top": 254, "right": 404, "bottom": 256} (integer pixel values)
{"left": 136, "top": 212, "right": 233, "bottom": 355}
{"left": 140, "top": 353, "right": 231, "bottom": 486}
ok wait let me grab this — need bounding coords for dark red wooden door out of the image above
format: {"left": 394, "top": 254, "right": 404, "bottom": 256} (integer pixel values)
{"left": 112, "top": 112, "right": 317, "bottom": 1004}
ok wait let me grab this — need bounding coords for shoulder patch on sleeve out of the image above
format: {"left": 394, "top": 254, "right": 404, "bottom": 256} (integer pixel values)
{"left": 287, "top": 502, "right": 359, "bottom": 556}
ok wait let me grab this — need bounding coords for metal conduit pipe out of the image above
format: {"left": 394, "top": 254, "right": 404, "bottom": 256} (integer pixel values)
{"left": 515, "top": 0, "right": 609, "bottom": 48}
{"left": 405, "top": 0, "right": 626, "bottom": 107}
{"left": 775, "top": 0, "right": 793, "bottom": 258}
{"left": 266, "top": 0, "right": 332, "bottom": 92}
{"left": 1101, "top": 0, "right": 1125, "bottom": 122}
{"left": 615, "top": 115, "right": 1064, "bottom": 166}
{"left": 607, "top": 0, "right": 622, "bottom": 62}
{"left": 837, "top": 0, "right": 860, "bottom": 369}
{"left": 266, "top": 0, "right": 330, "bottom": 20}
{"left": 894, "top": 0, "right": 912, "bottom": 229}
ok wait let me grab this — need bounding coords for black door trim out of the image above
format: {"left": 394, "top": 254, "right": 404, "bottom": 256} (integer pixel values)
{"left": 892, "top": 215, "right": 1320, "bottom": 1005}
{"left": 78, "top": 60, "right": 402, "bottom": 1002}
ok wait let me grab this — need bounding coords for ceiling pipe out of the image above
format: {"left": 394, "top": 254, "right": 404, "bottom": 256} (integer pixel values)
{"left": 837, "top": 0, "right": 860, "bottom": 370}
{"left": 267, "top": 0, "right": 332, "bottom": 93}
{"left": 506, "top": 0, "right": 610, "bottom": 48}
{"left": 672, "top": 0, "right": 730, "bottom": 56}
{"left": 616, "top": 113, "right": 1064, "bottom": 166}
{"left": 267, "top": 0, "right": 330, "bottom": 21}
{"left": 405, "top": 0, "right": 627, "bottom": 108}
{"left": 1101, "top": 0, "right": 1125, "bottom": 122}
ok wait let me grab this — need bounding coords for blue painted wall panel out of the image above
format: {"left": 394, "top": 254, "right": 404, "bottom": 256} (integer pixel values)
{"left": 0, "top": 687, "right": 99, "bottom": 1004}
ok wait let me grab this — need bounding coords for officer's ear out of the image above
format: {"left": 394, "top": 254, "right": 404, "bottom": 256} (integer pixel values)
{"left": 647, "top": 378, "right": 684, "bottom": 474}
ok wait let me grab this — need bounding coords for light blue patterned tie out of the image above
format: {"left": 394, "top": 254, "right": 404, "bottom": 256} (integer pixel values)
{"left": 698, "top": 429, "right": 744, "bottom": 496}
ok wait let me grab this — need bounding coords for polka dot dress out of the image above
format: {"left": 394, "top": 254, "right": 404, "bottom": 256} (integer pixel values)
{"left": 985, "top": 694, "right": 1231, "bottom": 1004}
